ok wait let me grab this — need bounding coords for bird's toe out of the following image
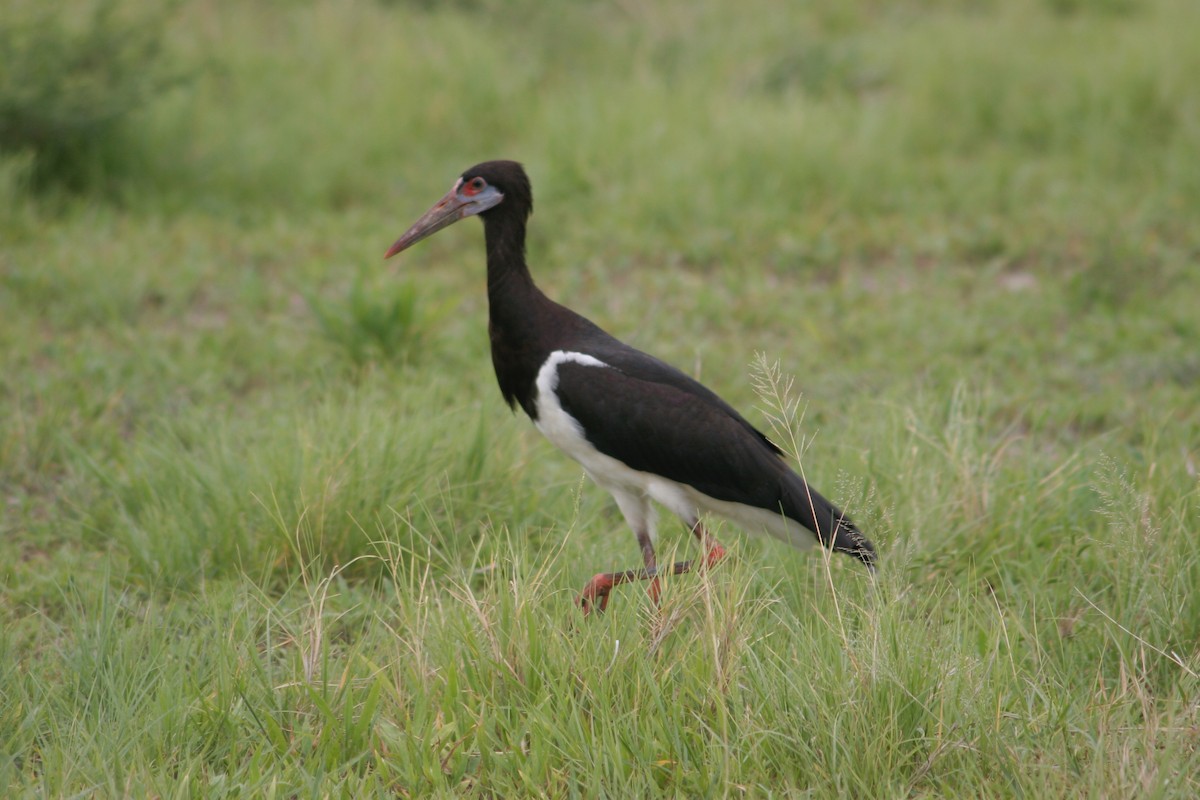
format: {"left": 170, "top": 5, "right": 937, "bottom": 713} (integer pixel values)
{"left": 578, "top": 573, "right": 615, "bottom": 616}
{"left": 704, "top": 543, "right": 727, "bottom": 569}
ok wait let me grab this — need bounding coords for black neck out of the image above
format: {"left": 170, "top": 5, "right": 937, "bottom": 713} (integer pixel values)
{"left": 484, "top": 214, "right": 535, "bottom": 300}
{"left": 482, "top": 212, "right": 556, "bottom": 417}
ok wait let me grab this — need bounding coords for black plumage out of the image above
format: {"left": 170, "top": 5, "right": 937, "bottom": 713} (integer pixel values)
{"left": 386, "top": 160, "right": 874, "bottom": 612}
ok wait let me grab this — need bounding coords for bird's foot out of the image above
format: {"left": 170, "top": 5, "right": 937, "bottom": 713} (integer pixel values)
{"left": 704, "top": 542, "right": 727, "bottom": 570}
{"left": 578, "top": 550, "right": 727, "bottom": 616}
{"left": 578, "top": 573, "right": 615, "bottom": 615}
{"left": 578, "top": 567, "right": 659, "bottom": 615}
{"left": 646, "top": 575, "right": 662, "bottom": 606}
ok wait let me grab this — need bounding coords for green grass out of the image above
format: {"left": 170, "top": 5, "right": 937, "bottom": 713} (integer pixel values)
{"left": 3, "top": 0, "right": 1199, "bottom": 795}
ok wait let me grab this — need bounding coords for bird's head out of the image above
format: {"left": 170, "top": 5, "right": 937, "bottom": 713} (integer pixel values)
{"left": 385, "top": 160, "right": 532, "bottom": 259}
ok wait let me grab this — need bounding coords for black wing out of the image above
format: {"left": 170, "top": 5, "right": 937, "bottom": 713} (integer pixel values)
{"left": 553, "top": 355, "right": 789, "bottom": 510}
{"left": 553, "top": 348, "right": 877, "bottom": 565}
{"left": 583, "top": 340, "right": 784, "bottom": 457}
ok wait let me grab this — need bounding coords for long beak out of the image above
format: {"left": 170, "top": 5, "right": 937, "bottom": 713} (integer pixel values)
{"left": 384, "top": 186, "right": 469, "bottom": 259}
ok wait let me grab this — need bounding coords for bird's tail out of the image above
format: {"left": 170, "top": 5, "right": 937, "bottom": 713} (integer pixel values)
{"left": 781, "top": 473, "right": 876, "bottom": 569}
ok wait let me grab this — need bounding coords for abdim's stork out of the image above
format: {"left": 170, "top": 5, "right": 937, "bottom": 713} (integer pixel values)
{"left": 386, "top": 161, "right": 875, "bottom": 613}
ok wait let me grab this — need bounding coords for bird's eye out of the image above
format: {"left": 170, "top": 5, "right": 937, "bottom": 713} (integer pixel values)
{"left": 463, "top": 177, "right": 487, "bottom": 197}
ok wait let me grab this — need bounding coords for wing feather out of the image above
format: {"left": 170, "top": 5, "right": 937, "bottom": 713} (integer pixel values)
{"left": 553, "top": 358, "right": 787, "bottom": 509}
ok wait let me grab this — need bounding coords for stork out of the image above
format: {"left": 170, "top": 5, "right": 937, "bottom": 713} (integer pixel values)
{"left": 386, "top": 161, "right": 875, "bottom": 613}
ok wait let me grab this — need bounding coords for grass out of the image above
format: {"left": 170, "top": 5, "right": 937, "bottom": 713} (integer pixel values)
{"left": 2, "top": 0, "right": 1199, "bottom": 795}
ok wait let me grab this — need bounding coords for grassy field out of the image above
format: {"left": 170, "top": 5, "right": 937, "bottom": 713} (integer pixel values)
{"left": 3, "top": 0, "right": 1199, "bottom": 795}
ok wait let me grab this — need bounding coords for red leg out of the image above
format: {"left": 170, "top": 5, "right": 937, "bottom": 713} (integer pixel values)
{"left": 577, "top": 519, "right": 728, "bottom": 615}
{"left": 577, "top": 560, "right": 696, "bottom": 615}
{"left": 579, "top": 526, "right": 661, "bottom": 615}
{"left": 689, "top": 519, "right": 727, "bottom": 569}
{"left": 578, "top": 572, "right": 617, "bottom": 614}
{"left": 636, "top": 528, "right": 661, "bottom": 606}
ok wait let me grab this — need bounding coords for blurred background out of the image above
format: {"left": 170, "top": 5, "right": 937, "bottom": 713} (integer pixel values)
{"left": 4, "top": 0, "right": 1199, "bottom": 795}
{"left": 4, "top": 0, "right": 1199, "bottom": 600}
{"left": 7, "top": 0, "right": 1198, "bottom": 249}
{"left": 7, "top": 0, "right": 1198, "bottom": 563}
